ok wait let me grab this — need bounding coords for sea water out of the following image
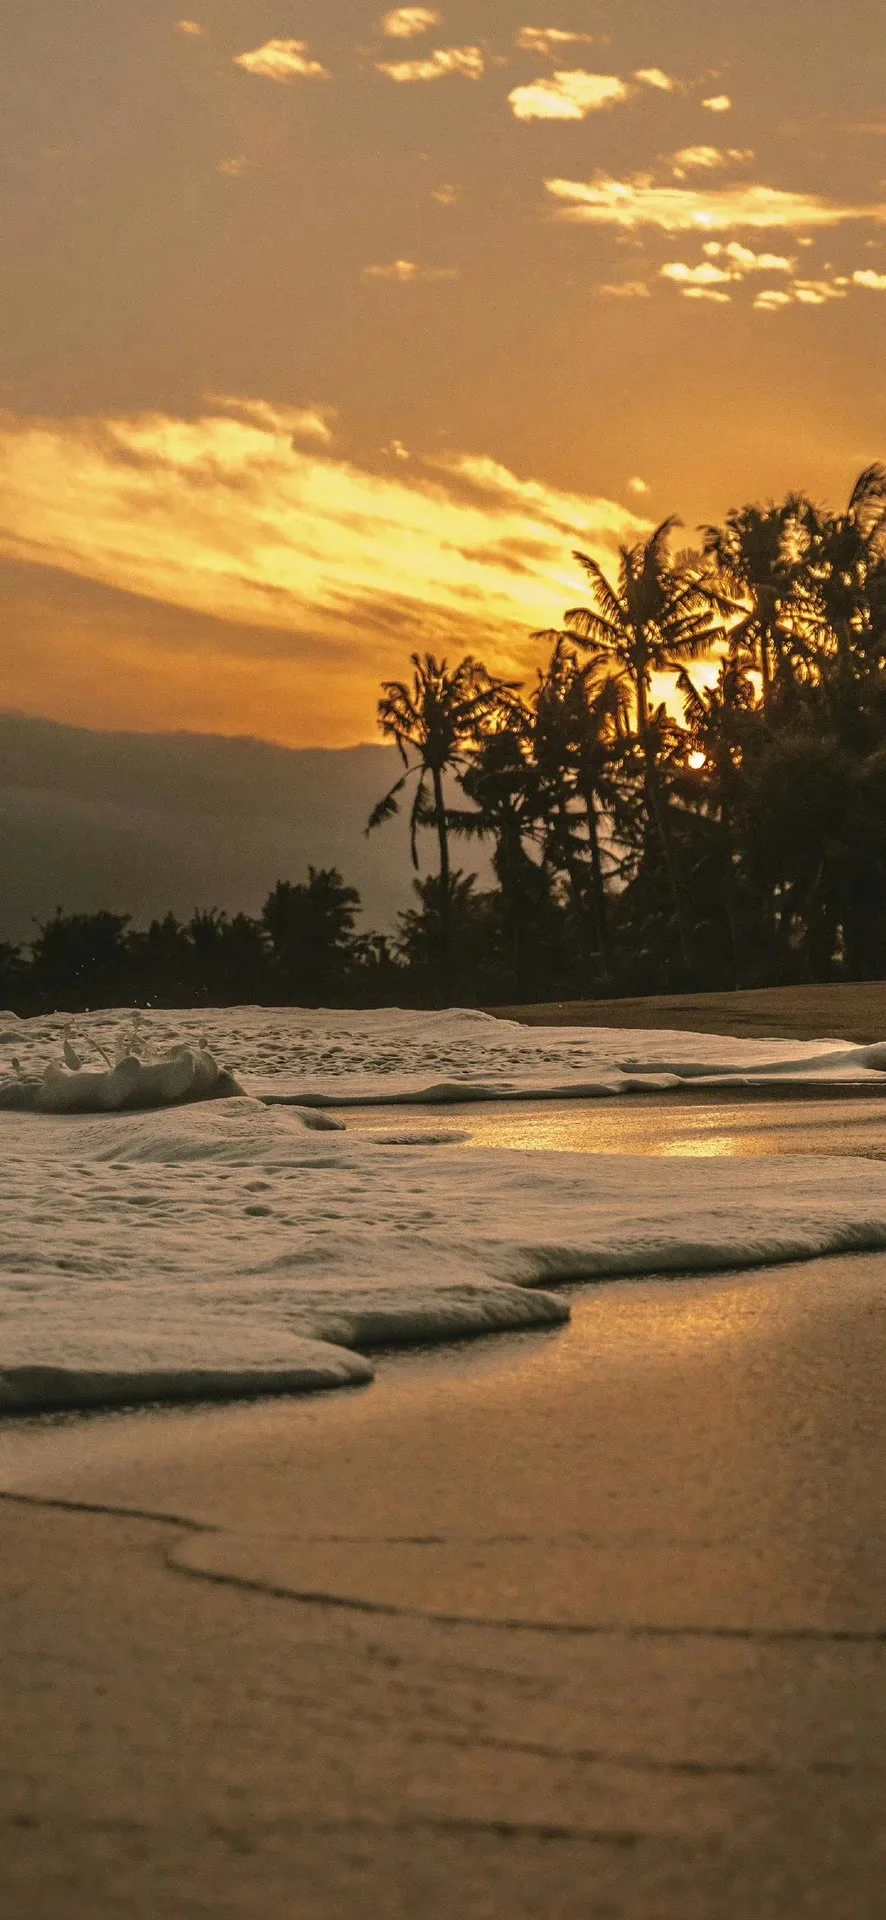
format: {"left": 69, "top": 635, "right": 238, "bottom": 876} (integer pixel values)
{"left": 4, "top": 1005, "right": 886, "bottom": 1412}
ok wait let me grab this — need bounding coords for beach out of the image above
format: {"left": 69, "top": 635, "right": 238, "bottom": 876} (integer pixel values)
{"left": 2, "top": 987, "right": 886, "bottom": 1915}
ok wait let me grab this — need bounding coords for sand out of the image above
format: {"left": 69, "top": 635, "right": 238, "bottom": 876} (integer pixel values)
{"left": 2, "top": 1247, "right": 886, "bottom": 1918}
{"left": 496, "top": 978, "right": 886, "bottom": 1043}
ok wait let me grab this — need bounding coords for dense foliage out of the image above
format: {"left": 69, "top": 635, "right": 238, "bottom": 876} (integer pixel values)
{"left": 4, "top": 466, "right": 886, "bottom": 1012}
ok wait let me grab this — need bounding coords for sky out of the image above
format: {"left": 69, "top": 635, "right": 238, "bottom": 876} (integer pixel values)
{"left": 1, "top": 0, "right": 885, "bottom": 747}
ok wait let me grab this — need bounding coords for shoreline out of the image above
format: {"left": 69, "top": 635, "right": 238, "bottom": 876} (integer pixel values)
{"left": 495, "top": 977, "right": 886, "bottom": 1042}
{"left": 4, "top": 997, "right": 886, "bottom": 1913}
{"left": 3, "top": 1261, "right": 886, "bottom": 1915}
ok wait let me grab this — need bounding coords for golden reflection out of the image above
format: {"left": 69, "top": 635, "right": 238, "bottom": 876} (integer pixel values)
{"left": 662, "top": 1134, "right": 736, "bottom": 1156}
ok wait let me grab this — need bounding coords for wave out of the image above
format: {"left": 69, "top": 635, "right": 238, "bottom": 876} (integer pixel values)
{"left": 4, "top": 1007, "right": 886, "bottom": 1416}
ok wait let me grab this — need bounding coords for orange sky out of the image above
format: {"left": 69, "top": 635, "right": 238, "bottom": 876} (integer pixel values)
{"left": 2, "top": 1, "right": 884, "bottom": 745}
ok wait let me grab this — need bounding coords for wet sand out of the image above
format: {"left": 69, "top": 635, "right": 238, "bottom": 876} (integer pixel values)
{"left": 496, "top": 978, "right": 886, "bottom": 1043}
{"left": 2, "top": 1253, "right": 886, "bottom": 1917}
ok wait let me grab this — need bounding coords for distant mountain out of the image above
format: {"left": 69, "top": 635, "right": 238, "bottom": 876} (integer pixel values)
{"left": 0, "top": 713, "right": 482, "bottom": 945}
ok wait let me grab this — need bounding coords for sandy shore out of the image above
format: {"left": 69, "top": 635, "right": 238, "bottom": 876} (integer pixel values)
{"left": 3, "top": 1250, "right": 886, "bottom": 1918}
{"left": 496, "top": 978, "right": 886, "bottom": 1043}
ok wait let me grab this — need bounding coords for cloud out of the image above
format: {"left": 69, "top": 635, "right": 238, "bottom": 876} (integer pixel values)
{"left": 681, "top": 287, "right": 732, "bottom": 303}
{"left": 702, "top": 94, "right": 733, "bottom": 113}
{"left": 703, "top": 240, "right": 793, "bottom": 272}
{"left": 0, "top": 402, "right": 646, "bottom": 708}
{"left": 791, "top": 280, "right": 847, "bottom": 304}
{"left": 234, "top": 39, "right": 329, "bottom": 82}
{"left": 546, "top": 173, "right": 886, "bottom": 231}
{"left": 216, "top": 157, "right": 252, "bottom": 178}
{"left": 206, "top": 395, "right": 336, "bottom": 443}
{"left": 509, "top": 70, "right": 629, "bottom": 121}
{"left": 657, "top": 241, "right": 885, "bottom": 312}
{"left": 599, "top": 280, "right": 651, "bottom": 298}
{"left": 380, "top": 7, "right": 442, "bottom": 35}
{"left": 431, "top": 182, "right": 460, "bottom": 204}
{"left": 669, "top": 145, "right": 754, "bottom": 176}
{"left": 377, "top": 46, "right": 484, "bottom": 80}
{"left": 361, "top": 259, "right": 458, "bottom": 282}
{"left": 753, "top": 289, "right": 793, "bottom": 311}
{"left": 516, "top": 28, "right": 602, "bottom": 57}
{"left": 634, "top": 67, "right": 677, "bottom": 92}
{"left": 176, "top": 20, "right": 203, "bottom": 36}
{"left": 627, "top": 476, "right": 650, "bottom": 496}
{"left": 661, "top": 260, "right": 733, "bottom": 287}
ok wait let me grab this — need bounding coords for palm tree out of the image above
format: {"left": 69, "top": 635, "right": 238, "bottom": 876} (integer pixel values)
{"left": 701, "top": 496, "right": 814, "bottom": 699}
{"left": 531, "top": 641, "right": 626, "bottom": 980}
{"left": 543, "top": 520, "right": 738, "bottom": 971}
{"left": 803, "top": 464, "right": 886, "bottom": 683}
{"left": 367, "top": 652, "right": 515, "bottom": 981}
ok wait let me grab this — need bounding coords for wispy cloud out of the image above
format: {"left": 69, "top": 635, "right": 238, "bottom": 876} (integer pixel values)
{"left": 853, "top": 268, "right": 886, "bottom": 289}
{"left": 627, "top": 476, "right": 650, "bottom": 495}
{"left": 702, "top": 94, "right": 732, "bottom": 113}
{"left": 0, "top": 403, "right": 646, "bottom": 693}
{"left": 234, "top": 39, "right": 329, "bottom": 82}
{"left": 509, "top": 70, "right": 629, "bottom": 121}
{"left": 516, "top": 27, "right": 602, "bottom": 57}
{"left": 669, "top": 145, "right": 754, "bottom": 176}
{"left": 546, "top": 173, "right": 886, "bottom": 231}
{"left": 176, "top": 20, "right": 204, "bottom": 36}
{"left": 431, "top": 183, "right": 460, "bottom": 204}
{"left": 206, "top": 396, "right": 336, "bottom": 443}
{"left": 361, "top": 259, "right": 458, "bottom": 281}
{"left": 380, "top": 6, "right": 443, "bottom": 35}
{"left": 377, "top": 46, "right": 483, "bottom": 81}
{"left": 216, "top": 156, "right": 252, "bottom": 178}
{"left": 599, "top": 279, "right": 651, "bottom": 298}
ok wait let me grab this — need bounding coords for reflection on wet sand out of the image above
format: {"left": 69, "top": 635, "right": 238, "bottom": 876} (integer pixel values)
{"left": 345, "top": 1091, "right": 886, "bottom": 1161}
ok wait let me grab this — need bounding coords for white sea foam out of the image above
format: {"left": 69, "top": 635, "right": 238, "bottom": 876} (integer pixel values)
{"left": 3, "top": 1006, "right": 886, "bottom": 1413}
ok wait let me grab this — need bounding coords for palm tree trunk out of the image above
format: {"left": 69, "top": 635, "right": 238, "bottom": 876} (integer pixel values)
{"left": 636, "top": 673, "right": 695, "bottom": 976}
{"left": 431, "top": 765, "right": 451, "bottom": 990}
{"left": 579, "top": 785, "right": 612, "bottom": 980}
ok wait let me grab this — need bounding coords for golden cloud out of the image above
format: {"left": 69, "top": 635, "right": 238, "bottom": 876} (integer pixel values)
{"left": 702, "top": 94, "right": 732, "bottom": 113}
{"left": 670, "top": 145, "right": 754, "bottom": 176}
{"left": 234, "top": 39, "right": 329, "bottom": 82}
{"left": 516, "top": 28, "right": 601, "bottom": 56}
{"left": 380, "top": 6, "right": 443, "bottom": 35}
{"left": 853, "top": 268, "right": 886, "bottom": 289}
{"left": 703, "top": 240, "right": 793, "bottom": 272}
{"left": 176, "top": 20, "right": 204, "bottom": 36}
{"left": 546, "top": 173, "right": 886, "bottom": 231}
{"left": 661, "top": 260, "right": 733, "bottom": 287}
{"left": 377, "top": 46, "right": 483, "bottom": 80}
{"left": 681, "top": 286, "right": 732, "bottom": 303}
{"left": 634, "top": 67, "right": 677, "bottom": 91}
{"left": 509, "top": 70, "right": 629, "bottom": 121}
{"left": 0, "top": 404, "right": 647, "bottom": 700}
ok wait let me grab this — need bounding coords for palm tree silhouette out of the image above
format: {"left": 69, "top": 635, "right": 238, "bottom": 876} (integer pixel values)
{"left": 367, "top": 652, "right": 515, "bottom": 981}
{"left": 701, "top": 496, "right": 814, "bottom": 698}
{"left": 532, "top": 640, "right": 626, "bottom": 980}
{"left": 543, "top": 521, "right": 737, "bottom": 970}
{"left": 805, "top": 464, "right": 886, "bottom": 683}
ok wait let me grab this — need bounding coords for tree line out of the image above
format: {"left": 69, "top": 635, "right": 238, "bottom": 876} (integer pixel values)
{"left": 3, "top": 464, "right": 886, "bottom": 1013}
